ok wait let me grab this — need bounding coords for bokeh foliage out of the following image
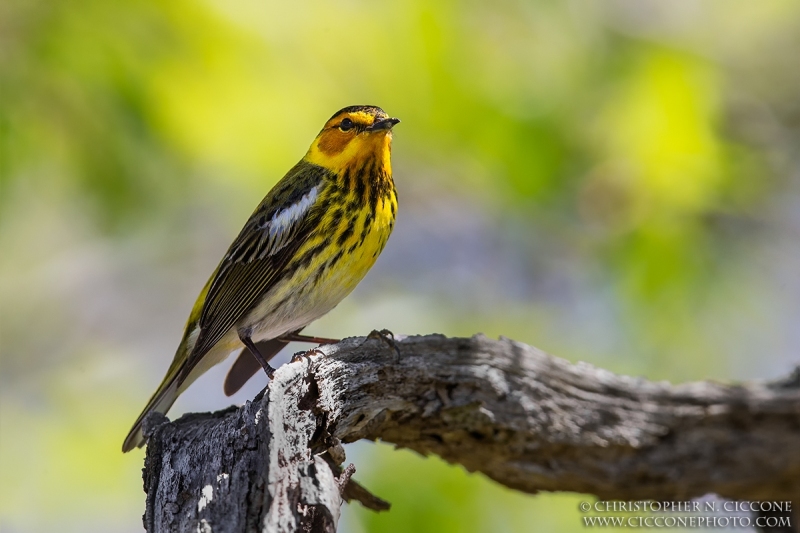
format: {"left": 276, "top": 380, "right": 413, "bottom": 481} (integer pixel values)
{"left": 2, "top": 0, "right": 800, "bottom": 532}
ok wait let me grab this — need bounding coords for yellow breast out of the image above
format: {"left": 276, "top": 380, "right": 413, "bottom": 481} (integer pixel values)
{"left": 312, "top": 182, "right": 396, "bottom": 299}
{"left": 241, "top": 178, "right": 397, "bottom": 340}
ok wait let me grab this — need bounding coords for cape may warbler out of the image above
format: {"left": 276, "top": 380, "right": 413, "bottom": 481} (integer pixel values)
{"left": 122, "top": 105, "right": 399, "bottom": 452}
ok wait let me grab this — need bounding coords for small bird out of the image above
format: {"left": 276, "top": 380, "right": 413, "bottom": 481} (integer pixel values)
{"left": 122, "top": 105, "right": 399, "bottom": 452}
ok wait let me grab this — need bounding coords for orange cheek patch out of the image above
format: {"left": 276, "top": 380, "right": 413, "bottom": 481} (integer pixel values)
{"left": 317, "top": 130, "right": 350, "bottom": 156}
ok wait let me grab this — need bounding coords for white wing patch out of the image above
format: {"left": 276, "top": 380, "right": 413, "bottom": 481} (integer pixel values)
{"left": 263, "top": 186, "right": 318, "bottom": 252}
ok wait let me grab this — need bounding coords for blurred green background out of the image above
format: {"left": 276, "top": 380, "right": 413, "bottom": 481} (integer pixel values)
{"left": 2, "top": 0, "right": 800, "bottom": 531}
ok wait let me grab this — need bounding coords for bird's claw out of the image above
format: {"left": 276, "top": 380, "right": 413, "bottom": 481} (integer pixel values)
{"left": 290, "top": 347, "right": 325, "bottom": 364}
{"left": 364, "top": 329, "right": 401, "bottom": 360}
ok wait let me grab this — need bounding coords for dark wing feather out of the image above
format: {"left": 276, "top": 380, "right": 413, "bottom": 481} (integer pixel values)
{"left": 179, "top": 162, "right": 331, "bottom": 381}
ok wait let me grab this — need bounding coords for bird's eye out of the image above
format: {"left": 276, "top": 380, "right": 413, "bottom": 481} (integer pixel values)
{"left": 339, "top": 118, "right": 354, "bottom": 132}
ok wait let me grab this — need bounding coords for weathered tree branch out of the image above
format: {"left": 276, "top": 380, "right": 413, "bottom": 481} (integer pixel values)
{"left": 142, "top": 334, "right": 800, "bottom": 532}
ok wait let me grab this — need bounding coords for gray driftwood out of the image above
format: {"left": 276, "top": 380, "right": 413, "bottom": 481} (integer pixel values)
{"left": 141, "top": 333, "right": 800, "bottom": 532}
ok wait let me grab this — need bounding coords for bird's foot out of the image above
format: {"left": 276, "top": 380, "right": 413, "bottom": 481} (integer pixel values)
{"left": 363, "top": 329, "right": 401, "bottom": 360}
{"left": 290, "top": 347, "right": 326, "bottom": 364}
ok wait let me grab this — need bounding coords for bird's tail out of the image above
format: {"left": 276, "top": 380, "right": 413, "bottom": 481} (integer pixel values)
{"left": 121, "top": 366, "right": 181, "bottom": 453}
{"left": 122, "top": 274, "right": 219, "bottom": 453}
{"left": 122, "top": 333, "right": 195, "bottom": 453}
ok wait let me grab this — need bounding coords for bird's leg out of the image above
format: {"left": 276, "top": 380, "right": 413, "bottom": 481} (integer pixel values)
{"left": 239, "top": 332, "right": 277, "bottom": 379}
{"left": 277, "top": 332, "right": 340, "bottom": 345}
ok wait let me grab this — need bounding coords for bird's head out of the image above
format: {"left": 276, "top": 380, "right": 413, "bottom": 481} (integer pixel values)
{"left": 305, "top": 105, "right": 400, "bottom": 175}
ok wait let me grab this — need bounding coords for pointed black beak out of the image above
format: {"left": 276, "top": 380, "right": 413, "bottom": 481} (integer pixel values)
{"left": 367, "top": 117, "right": 400, "bottom": 131}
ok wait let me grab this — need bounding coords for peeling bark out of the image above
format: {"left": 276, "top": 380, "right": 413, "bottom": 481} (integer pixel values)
{"left": 142, "top": 334, "right": 800, "bottom": 532}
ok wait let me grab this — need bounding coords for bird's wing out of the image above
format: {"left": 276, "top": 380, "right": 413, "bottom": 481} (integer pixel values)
{"left": 179, "top": 164, "right": 330, "bottom": 380}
